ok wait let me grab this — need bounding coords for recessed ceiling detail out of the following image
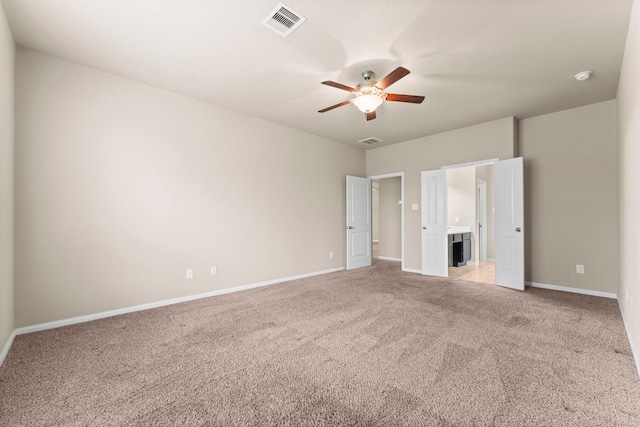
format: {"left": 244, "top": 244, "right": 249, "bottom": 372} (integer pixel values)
{"left": 262, "top": 3, "right": 306, "bottom": 37}
{"left": 358, "top": 137, "right": 383, "bottom": 145}
{"left": 574, "top": 71, "right": 592, "bottom": 81}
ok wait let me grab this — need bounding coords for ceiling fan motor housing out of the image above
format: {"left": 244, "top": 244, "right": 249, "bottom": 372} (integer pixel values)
{"left": 361, "top": 70, "right": 375, "bottom": 80}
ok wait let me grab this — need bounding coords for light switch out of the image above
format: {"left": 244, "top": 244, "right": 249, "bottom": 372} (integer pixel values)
{"left": 411, "top": 203, "right": 419, "bottom": 211}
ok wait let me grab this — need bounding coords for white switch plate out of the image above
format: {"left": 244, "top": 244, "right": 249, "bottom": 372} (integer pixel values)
{"left": 411, "top": 203, "right": 419, "bottom": 211}
{"left": 455, "top": 217, "right": 460, "bottom": 223}
{"left": 329, "top": 252, "right": 334, "bottom": 259}
{"left": 576, "top": 265, "right": 584, "bottom": 274}
{"left": 186, "top": 269, "right": 194, "bottom": 279}
{"left": 210, "top": 267, "right": 217, "bottom": 275}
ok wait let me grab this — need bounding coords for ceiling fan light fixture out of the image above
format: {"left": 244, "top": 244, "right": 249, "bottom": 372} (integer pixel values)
{"left": 353, "top": 93, "right": 384, "bottom": 113}
{"left": 318, "top": 67, "right": 422, "bottom": 120}
{"left": 353, "top": 85, "right": 387, "bottom": 113}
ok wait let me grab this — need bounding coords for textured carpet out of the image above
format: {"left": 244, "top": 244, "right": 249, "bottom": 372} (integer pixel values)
{"left": 1, "top": 260, "right": 639, "bottom": 426}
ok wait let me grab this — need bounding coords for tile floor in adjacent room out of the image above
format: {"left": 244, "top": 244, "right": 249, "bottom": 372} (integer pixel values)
{"left": 447, "top": 261, "right": 495, "bottom": 284}
{"left": 373, "top": 242, "right": 495, "bottom": 284}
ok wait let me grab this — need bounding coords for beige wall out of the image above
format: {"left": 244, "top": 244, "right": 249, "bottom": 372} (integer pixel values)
{"left": 446, "top": 167, "right": 476, "bottom": 230}
{"left": 519, "top": 100, "right": 618, "bottom": 294}
{"left": 617, "top": 0, "right": 640, "bottom": 372}
{"left": 0, "top": 3, "right": 14, "bottom": 352}
{"left": 366, "top": 117, "right": 515, "bottom": 271}
{"left": 14, "top": 49, "right": 365, "bottom": 327}
{"left": 378, "top": 177, "right": 402, "bottom": 259}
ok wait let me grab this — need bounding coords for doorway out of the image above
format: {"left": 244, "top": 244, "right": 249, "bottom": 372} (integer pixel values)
{"left": 421, "top": 158, "right": 524, "bottom": 290}
{"left": 370, "top": 173, "right": 404, "bottom": 270}
{"left": 445, "top": 165, "right": 495, "bottom": 284}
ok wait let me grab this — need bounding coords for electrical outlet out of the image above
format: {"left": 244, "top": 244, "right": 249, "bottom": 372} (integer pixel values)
{"left": 576, "top": 265, "right": 584, "bottom": 274}
{"left": 210, "top": 266, "right": 217, "bottom": 275}
{"left": 186, "top": 269, "right": 194, "bottom": 279}
{"left": 329, "top": 251, "right": 334, "bottom": 259}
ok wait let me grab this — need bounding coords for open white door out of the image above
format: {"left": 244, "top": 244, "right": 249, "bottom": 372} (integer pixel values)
{"left": 421, "top": 170, "right": 448, "bottom": 277}
{"left": 494, "top": 157, "right": 524, "bottom": 290}
{"left": 478, "top": 179, "right": 488, "bottom": 262}
{"left": 346, "top": 175, "right": 372, "bottom": 270}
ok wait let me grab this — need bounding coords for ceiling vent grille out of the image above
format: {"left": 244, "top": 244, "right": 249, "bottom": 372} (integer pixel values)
{"left": 262, "top": 3, "right": 306, "bottom": 37}
{"left": 358, "top": 137, "right": 383, "bottom": 145}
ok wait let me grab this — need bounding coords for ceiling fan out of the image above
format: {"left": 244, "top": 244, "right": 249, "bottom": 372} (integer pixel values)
{"left": 318, "top": 67, "right": 425, "bottom": 121}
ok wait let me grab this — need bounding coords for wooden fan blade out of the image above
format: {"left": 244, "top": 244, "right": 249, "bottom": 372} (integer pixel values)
{"left": 375, "top": 67, "right": 410, "bottom": 90}
{"left": 318, "top": 100, "right": 351, "bottom": 113}
{"left": 385, "top": 93, "right": 425, "bottom": 104}
{"left": 321, "top": 81, "right": 356, "bottom": 92}
{"left": 366, "top": 111, "right": 376, "bottom": 121}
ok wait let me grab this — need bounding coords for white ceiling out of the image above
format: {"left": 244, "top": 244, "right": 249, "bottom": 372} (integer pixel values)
{"left": 1, "top": 0, "right": 634, "bottom": 148}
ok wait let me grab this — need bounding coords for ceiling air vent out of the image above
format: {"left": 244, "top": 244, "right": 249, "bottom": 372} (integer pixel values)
{"left": 262, "top": 3, "right": 306, "bottom": 37}
{"left": 359, "top": 137, "right": 383, "bottom": 145}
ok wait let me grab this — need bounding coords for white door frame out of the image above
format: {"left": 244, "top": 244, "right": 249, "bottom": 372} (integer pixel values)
{"left": 368, "top": 172, "right": 405, "bottom": 271}
{"left": 441, "top": 158, "right": 500, "bottom": 171}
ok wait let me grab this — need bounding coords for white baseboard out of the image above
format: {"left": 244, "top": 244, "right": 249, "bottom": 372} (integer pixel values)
{"left": 378, "top": 256, "right": 401, "bottom": 262}
{"left": 618, "top": 298, "right": 640, "bottom": 378}
{"left": 372, "top": 240, "right": 379, "bottom": 243}
{"left": 5, "top": 267, "right": 637, "bottom": 380}
{"left": 526, "top": 281, "right": 617, "bottom": 299}
{"left": 486, "top": 258, "right": 495, "bottom": 262}
{"left": 12, "top": 266, "right": 347, "bottom": 338}
{"left": 0, "top": 330, "right": 16, "bottom": 368}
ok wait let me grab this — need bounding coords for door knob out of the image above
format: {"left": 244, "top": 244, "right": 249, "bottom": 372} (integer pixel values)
{"left": 515, "top": 227, "right": 521, "bottom": 232}
{"left": 422, "top": 226, "right": 427, "bottom": 230}
{"left": 347, "top": 226, "right": 354, "bottom": 229}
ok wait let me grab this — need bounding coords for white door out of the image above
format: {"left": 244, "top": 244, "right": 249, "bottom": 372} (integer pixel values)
{"left": 346, "top": 175, "right": 372, "bottom": 270}
{"left": 421, "top": 170, "right": 448, "bottom": 277}
{"left": 478, "top": 179, "right": 487, "bottom": 262}
{"left": 494, "top": 157, "right": 524, "bottom": 290}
